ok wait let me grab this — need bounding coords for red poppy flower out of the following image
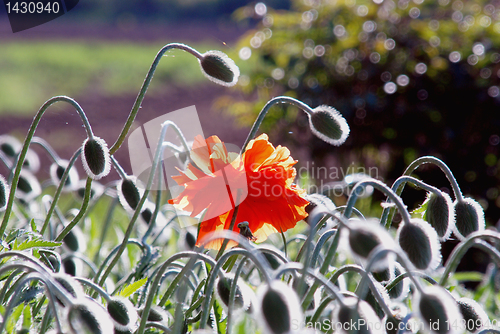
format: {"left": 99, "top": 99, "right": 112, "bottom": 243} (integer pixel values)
{"left": 169, "top": 134, "right": 309, "bottom": 249}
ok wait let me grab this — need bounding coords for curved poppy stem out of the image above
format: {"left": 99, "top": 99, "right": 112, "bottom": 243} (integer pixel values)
{"left": 440, "top": 230, "right": 500, "bottom": 286}
{"left": 226, "top": 256, "right": 248, "bottom": 334}
{"left": 385, "top": 271, "right": 438, "bottom": 293}
{"left": 0, "top": 96, "right": 92, "bottom": 238}
{"left": 40, "top": 148, "right": 82, "bottom": 236}
{"left": 74, "top": 277, "right": 111, "bottom": 302}
{"left": 31, "top": 137, "right": 61, "bottom": 163}
{"left": 241, "top": 96, "right": 313, "bottom": 154}
{"left": 109, "top": 43, "right": 202, "bottom": 155}
{"left": 381, "top": 156, "right": 463, "bottom": 228}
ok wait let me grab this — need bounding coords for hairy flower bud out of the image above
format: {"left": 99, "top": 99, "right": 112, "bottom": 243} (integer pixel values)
{"left": 308, "top": 105, "right": 350, "bottom": 146}
{"left": 50, "top": 160, "right": 79, "bottom": 191}
{"left": 386, "top": 262, "right": 410, "bottom": 302}
{"left": 334, "top": 296, "right": 384, "bottom": 334}
{"left": 453, "top": 198, "right": 485, "bottom": 240}
{"left": 396, "top": 218, "right": 441, "bottom": 271}
{"left": 0, "top": 135, "right": 21, "bottom": 158}
{"left": 117, "top": 176, "right": 143, "bottom": 211}
{"left": 415, "top": 286, "right": 463, "bottom": 334}
{"left": 138, "top": 305, "right": 171, "bottom": 323}
{"left": 62, "top": 225, "right": 86, "bottom": 253}
{"left": 107, "top": 297, "right": 138, "bottom": 333}
{"left": 81, "top": 136, "right": 111, "bottom": 180}
{"left": 257, "top": 281, "right": 303, "bottom": 334}
{"left": 0, "top": 174, "right": 9, "bottom": 212}
{"left": 457, "top": 297, "right": 490, "bottom": 333}
{"left": 216, "top": 274, "right": 254, "bottom": 312}
{"left": 199, "top": 50, "right": 240, "bottom": 86}
{"left": 422, "top": 191, "right": 454, "bottom": 241}
{"left": 52, "top": 273, "right": 84, "bottom": 305}
{"left": 346, "top": 219, "right": 395, "bottom": 271}
{"left": 68, "top": 299, "right": 115, "bottom": 334}
{"left": 16, "top": 170, "right": 41, "bottom": 203}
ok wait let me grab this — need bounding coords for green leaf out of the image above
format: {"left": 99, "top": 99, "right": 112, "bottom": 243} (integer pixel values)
{"left": 30, "top": 219, "right": 38, "bottom": 234}
{"left": 213, "top": 299, "right": 226, "bottom": 334}
{"left": 22, "top": 304, "right": 32, "bottom": 329}
{"left": 6, "top": 304, "right": 24, "bottom": 334}
{"left": 12, "top": 239, "right": 61, "bottom": 251}
{"left": 412, "top": 200, "right": 428, "bottom": 215}
{"left": 118, "top": 278, "right": 147, "bottom": 298}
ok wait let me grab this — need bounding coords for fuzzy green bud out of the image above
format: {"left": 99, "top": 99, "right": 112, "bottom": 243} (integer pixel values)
{"left": 68, "top": 299, "right": 115, "bottom": 334}
{"left": 457, "top": 297, "right": 490, "bottom": 333}
{"left": 81, "top": 136, "right": 111, "bottom": 180}
{"left": 117, "top": 176, "right": 142, "bottom": 211}
{"left": 453, "top": 198, "right": 485, "bottom": 240}
{"left": 308, "top": 105, "right": 350, "bottom": 146}
{"left": 16, "top": 170, "right": 41, "bottom": 203}
{"left": 50, "top": 160, "right": 79, "bottom": 191}
{"left": 335, "top": 296, "right": 384, "bottom": 334}
{"left": 416, "top": 286, "right": 463, "bottom": 334}
{"left": 199, "top": 50, "right": 240, "bottom": 87}
{"left": 107, "top": 297, "right": 138, "bottom": 333}
{"left": 422, "top": 191, "right": 454, "bottom": 241}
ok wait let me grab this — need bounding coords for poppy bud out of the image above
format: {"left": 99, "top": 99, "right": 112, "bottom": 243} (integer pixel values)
{"left": 0, "top": 135, "right": 21, "bottom": 158}
{"left": 138, "top": 305, "right": 171, "bottom": 323}
{"left": 16, "top": 170, "right": 41, "bottom": 203}
{"left": 257, "top": 281, "right": 303, "bottom": 334}
{"left": 215, "top": 274, "right": 254, "bottom": 312}
{"left": 81, "top": 136, "right": 111, "bottom": 180}
{"left": 386, "top": 263, "right": 410, "bottom": 302}
{"left": 117, "top": 176, "right": 143, "bottom": 211}
{"left": 199, "top": 50, "right": 240, "bottom": 86}
{"left": 422, "top": 191, "right": 454, "bottom": 241}
{"left": 308, "top": 105, "right": 350, "bottom": 146}
{"left": 453, "top": 198, "right": 485, "bottom": 240}
{"left": 397, "top": 218, "right": 441, "bottom": 271}
{"left": 371, "top": 264, "right": 394, "bottom": 284}
{"left": 334, "top": 296, "right": 384, "bottom": 334}
{"left": 364, "top": 280, "right": 391, "bottom": 319}
{"left": 415, "top": 285, "right": 463, "bottom": 334}
{"left": 52, "top": 273, "right": 84, "bottom": 306}
{"left": 346, "top": 219, "right": 395, "bottom": 271}
{"left": 107, "top": 297, "right": 138, "bottom": 333}
{"left": 62, "top": 257, "right": 82, "bottom": 277}
{"left": 62, "top": 225, "right": 86, "bottom": 253}
{"left": 0, "top": 174, "right": 9, "bottom": 211}
{"left": 50, "top": 160, "right": 79, "bottom": 191}
{"left": 68, "top": 299, "right": 115, "bottom": 334}
{"left": 457, "top": 297, "right": 489, "bottom": 333}
{"left": 24, "top": 149, "right": 40, "bottom": 173}
{"left": 75, "top": 180, "right": 104, "bottom": 200}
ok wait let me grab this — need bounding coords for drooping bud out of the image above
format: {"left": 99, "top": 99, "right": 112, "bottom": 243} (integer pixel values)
{"left": 422, "top": 191, "right": 454, "bottom": 241}
{"left": 199, "top": 50, "right": 240, "bottom": 87}
{"left": 453, "top": 198, "right": 485, "bottom": 240}
{"left": 107, "top": 297, "right": 138, "bottom": 333}
{"left": 457, "top": 297, "right": 490, "bottom": 333}
{"left": 0, "top": 174, "right": 9, "bottom": 212}
{"left": 308, "top": 105, "right": 350, "bottom": 146}
{"left": 334, "top": 296, "right": 384, "bottom": 334}
{"left": 75, "top": 180, "right": 104, "bottom": 200}
{"left": 16, "top": 170, "right": 41, "bottom": 203}
{"left": 363, "top": 279, "right": 391, "bottom": 319}
{"left": 68, "top": 299, "right": 115, "bottom": 334}
{"left": 0, "top": 135, "right": 21, "bottom": 158}
{"left": 215, "top": 274, "right": 254, "bottom": 312}
{"left": 138, "top": 305, "right": 171, "bottom": 323}
{"left": 50, "top": 160, "right": 79, "bottom": 191}
{"left": 305, "top": 193, "right": 336, "bottom": 226}
{"left": 117, "top": 176, "right": 143, "bottom": 212}
{"left": 81, "top": 136, "right": 111, "bottom": 180}
{"left": 386, "top": 262, "right": 410, "bottom": 302}
{"left": 346, "top": 219, "right": 395, "bottom": 271}
{"left": 257, "top": 280, "right": 303, "bottom": 334}
{"left": 62, "top": 225, "right": 86, "bottom": 253}
{"left": 52, "top": 273, "right": 84, "bottom": 306}
{"left": 62, "top": 257, "right": 82, "bottom": 277}
{"left": 396, "top": 218, "right": 441, "bottom": 271}
{"left": 415, "top": 285, "right": 463, "bottom": 334}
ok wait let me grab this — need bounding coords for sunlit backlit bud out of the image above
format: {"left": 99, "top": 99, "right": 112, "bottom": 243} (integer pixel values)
{"left": 386, "top": 262, "right": 410, "bottom": 302}
{"left": 396, "top": 218, "right": 441, "bottom": 271}
{"left": 346, "top": 219, "right": 395, "bottom": 271}
{"left": 334, "top": 296, "right": 384, "bottom": 334}
{"left": 68, "top": 299, "right": 115, "bottom": 334}
{"left": 81, "top": 136, "right": 111, "bottom": 180}
{"left": 24, "top": 148, "right": 40, "bottom": 173}
{"left": 50, "top": 160, "right": 79, "bottom": 191}
{"left": 371, "top": 262, "right": 394, "bottom": 284}
{"left": 0, "top": 135, "right": 21, "bottom": 158}
{"left": 0, "top": 174, "right": 9, "bottom": 212}
{"left": 216, "top": 273, "right": 254, "bottom": 312}
{"left": 62, "top": 225, "right": 86, "bottom": 253}
{"left": 453, "top": 198, "right": 485, "bottom": 240}
{"left": 422, "top": 191, "right": 454, "bottom": 241}
{"left": 138, "top": 305, "right": 171, "bottom": 324}
{"left": 52, "top": 273, "right": 84, "bottom": 305}
{"left": 308, "top": 105, "right": 350, "bottom": 146}
{"left": 305, "top": 193, "right": 336, "bottom": 227}
{"left": 107, "top": 297, "right": 138, "bottom": 333}
{"left": 257, "top": 280, "right": 303, "bottom": 334}
{"left": 199, "top": 50, "right": 240, "bottom": 86}
{"left": 62, "top": 257, "right": 83, "bottom": 277}
{"left": 117, "top": 176, "right": 143, "bottom": 212}
{"left": 16, "top": 170, "right": 41, "bottom": 203}
{"left": 415, "top": 285, "right": 463, "bottom": 334}
{"left": 457, "top": 297, "right": 490, "bottom": 333}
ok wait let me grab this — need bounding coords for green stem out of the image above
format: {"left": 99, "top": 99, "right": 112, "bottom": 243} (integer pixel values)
{"left": 241, "top": 96, "right": 313, "bottom": 154}
{"left": 0, "top": 96, "right": 92, "bottom": 238}
{"left": 55, "top": 177, "right": 92, "bottom": 241}
{"left": 109, "top": 43, "right": 202, "bottom": 155}
{"left": 74, "top": 277, "right": 111, "bottom": 302}
{"left": 385, "top": 272, "right": 438, "bottom": 293}
{"left": 40, "top": 148, "right": 81, "bottom": 235}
